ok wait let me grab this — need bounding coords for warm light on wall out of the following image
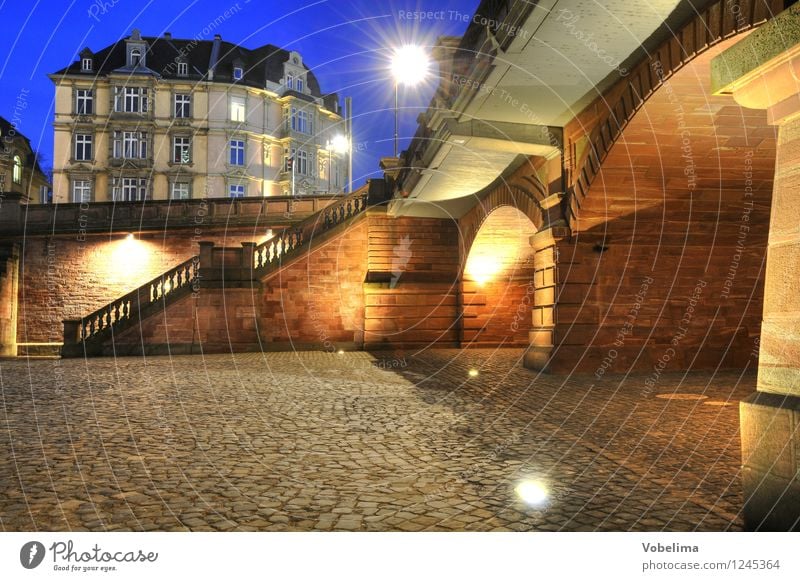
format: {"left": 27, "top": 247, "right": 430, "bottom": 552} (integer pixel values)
{"left": 88, "top": 236, "right": 156, "bottom": 288}
{"left": 464, "top": 254, "right": 502, "bottom": 286}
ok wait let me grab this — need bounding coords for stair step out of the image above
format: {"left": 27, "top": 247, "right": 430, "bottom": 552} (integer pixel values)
{"left": 17, "top": 343, "right": 62, "bottom": 357}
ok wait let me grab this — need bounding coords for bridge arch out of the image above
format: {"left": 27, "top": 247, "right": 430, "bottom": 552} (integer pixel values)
{"left": 547, "top": 20, "right": 779, "bottom": 373}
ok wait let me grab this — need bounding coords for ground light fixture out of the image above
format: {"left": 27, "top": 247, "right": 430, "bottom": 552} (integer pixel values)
{"left": 515, "top": 480, "right": 549, "bottom": 506}
{"left": 390, "top": 45, "right": 430, "bottom": 157}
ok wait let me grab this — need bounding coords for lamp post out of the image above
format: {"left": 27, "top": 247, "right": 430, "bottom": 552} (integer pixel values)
{"left": 326, "top": 134, "right": 349, "bottom": 194}
{"left": 390, "top": 45, "right": 430, "bottom": 158}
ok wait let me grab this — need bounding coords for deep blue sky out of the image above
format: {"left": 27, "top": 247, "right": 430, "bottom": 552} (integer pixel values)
{"left": 0, "top": 0, "right": 480, "bottom": 189}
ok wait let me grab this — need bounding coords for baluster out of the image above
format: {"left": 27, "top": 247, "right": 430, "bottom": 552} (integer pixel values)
{"left": 105, "top": 307, "right": 111, "bottom": 329}
{"left": 168, "top": 272, "right": 176, "bottom": 294}
{"left": 89, "top": 318, "right": 96, "bottom": 336}
{"left": 346, "top": 200, "right": 353, "bottom": 217}
{"left": 113, "top": 302, "right": 120, "bottom": 324}
{"left": 123, "top": 299, "right": 129, "bottom": 320}
{"left": 177, "top": 268, "right": 184, "bottom": 288}
{"left": 82, "top": 320, "right": 88, "bottom": 340}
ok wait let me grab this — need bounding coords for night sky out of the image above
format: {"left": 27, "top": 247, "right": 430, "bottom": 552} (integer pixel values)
{"left": 0, "top": 0, "right": 481, "bottom": 190}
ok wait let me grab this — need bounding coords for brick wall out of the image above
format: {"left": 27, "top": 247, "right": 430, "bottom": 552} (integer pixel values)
{"left": 18, "top": 229, "right": 263, "bottom": 343}
{"left": 364, "top": 211, "right": 461, "bottom": 348}
{"left": 551, "top": 37, "right": 776, "bottom": 374}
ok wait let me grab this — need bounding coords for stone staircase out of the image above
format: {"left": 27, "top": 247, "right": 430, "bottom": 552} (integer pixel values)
{"left": 61, "top": 188, "right": 373, "bottom": 357}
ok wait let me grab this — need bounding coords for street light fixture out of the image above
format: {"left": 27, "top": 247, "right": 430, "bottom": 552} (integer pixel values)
{"left": 390, "top": 45, "right": 430, "bottom": 157}
{"left": 326, "top": 134, "right": 349, "bottom": 194}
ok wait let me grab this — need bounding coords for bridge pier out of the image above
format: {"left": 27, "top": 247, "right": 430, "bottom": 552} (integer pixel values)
{"left": 524, "top": 226, "right": 570, "bottom": 372}
{"left": 712, "top": 5, "right": 800, "bottom": 530}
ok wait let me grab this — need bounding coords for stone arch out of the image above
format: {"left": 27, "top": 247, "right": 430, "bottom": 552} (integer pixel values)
{"left": 459, "top": 204, "right": 538, "bottom": 348}
{"left": 565, "top": 0, "right": 783, "bottom": 221}
{"left": 547, "top": 20, "right": 779, "bottom": 373}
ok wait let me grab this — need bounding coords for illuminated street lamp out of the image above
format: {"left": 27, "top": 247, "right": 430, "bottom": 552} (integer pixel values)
{"left": 326, "top": 134, "right": 349, "bottom": 194}
{"left": 390, "top": 45, "right": 430, "bottom": 157}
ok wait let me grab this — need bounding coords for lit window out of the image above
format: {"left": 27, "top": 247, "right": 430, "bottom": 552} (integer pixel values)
{"left": 173, "top": 136, "right": 191, "bottom": 163}
{"left": 74, "top": 134, "right": 93, "bottom": 161}
{"left": 112, "top": 177, "right": 148, "bottom": 201}
{"left": 229, "top": 139, "right": 245, "bottom": 166}
{"left": 76, "top": 89, "right": 93, "bottom": 115}
{"left": 81, "top": 58, "right": 93, "bottom": 72}
{"left": 177, "top": 62, "right": 188, "bottom": 76}
{"left": 174, "top": 93, "right": 191, "bottom": 118}
{"left": 233, "top": 67, "right": 243, "bottom": 80}
{"left": 71, "top": 180, "right": 91, "bottom": 203}
{"left": 12, "top": 156, "right": 22, "bottom": 184}
{"left": 130, "top": 49, "right": 142, "bottom": 67}
{"left": 113, "top": 131, "right": 148, "bottom": 159}
{"left": 114, "top": 86, "right": 148, "bottom": 113}
{"left": 171, "top": 182, "right": 190, "bottom": 200}
{"left": 229, "top": 184, "right": 245, "bottom": 198}
{"left": 230, "top": 96, "right": 246, "bottom": 122}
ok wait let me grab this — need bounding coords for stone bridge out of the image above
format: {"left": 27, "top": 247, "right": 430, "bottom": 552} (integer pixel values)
{"left": 1, "top": 0, "right": 799, "bottom": 530}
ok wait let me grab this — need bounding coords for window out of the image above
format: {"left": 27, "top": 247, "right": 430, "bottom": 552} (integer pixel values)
{"left": 173, "top": 136, "right": 191, "bottom": 163}
{"left": 81, "top": 58, "right": 92, "bottom": 72}
{"left": 296, "top": 77, "right": 304, "bottom": 93}
{"left": 12, "top": 156, "right": 22, "bottom": 184}
{"left": 174, "top": 94, "right": 191, "bottom": 118}
{"left": 296, "top": 149, "right": 309, "bottom": 175}
{"left": 39, "top": 186, "right": 52, "bottom": 204}
{"left": 113, "top": 131, "right": 148, "bottom": 159}
{"left": 334, "top": 160, "right": 341, "bottom": 188}
{"left": 229, "top": 184, "right": 245, "bottom": 198}
{"left": 71, "top": 180, "right": 91, "bottom": 203}
{"left": 229, "top": 139, "right": 245, "bottom": 166}
{"left": 76, "top": 89, "right": 93, "bottom": 115}
{"left": 177, "top": 62, "right": 188, "bottom": 76}
{"left": 286, "top": 74, "right": 293, "bottom": 90}
{"left": 171, "top": 182, "right": 190, "bottom": 200}
{"left": 115, "top": 86, "right": 148, "bottom": 113}
{"left": 74, "top": 134, "right": 92, "bottom": 161}
{"left": 112, "top": 177, "right": 148, "bottom": 201}
{"left": 291, "top": 107, "right": 312, "bottom": 134}
{"left": 130, "top": 49, "right": 142, "bottom": 67}
{"left": 230, "top": 96, "right": 246, "bottom": 122}
{"left": 233, "top": 67, "right": 243, "bottom": 80}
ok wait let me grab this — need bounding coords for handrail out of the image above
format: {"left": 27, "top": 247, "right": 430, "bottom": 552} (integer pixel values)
{"left": 78, "top": 255, "right": 199, "bottom": 342}
{"left": 253, "top": 189, "right": 370, "bottom": 271}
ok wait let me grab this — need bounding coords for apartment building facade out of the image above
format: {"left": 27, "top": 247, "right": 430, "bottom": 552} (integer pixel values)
{"left": 49, "top": 29, "right": 346, "bottom": 203}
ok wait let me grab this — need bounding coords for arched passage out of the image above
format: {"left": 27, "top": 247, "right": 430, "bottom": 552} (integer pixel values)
{"left": 460, "top": 205, "right": 538, "bottom": 347}
{"left": 550, "top": 31, "right": 777, "bottom": 374}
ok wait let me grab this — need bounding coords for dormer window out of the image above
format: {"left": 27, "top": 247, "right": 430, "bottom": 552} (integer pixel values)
{"left": 130, "top": 49, "right": 142, "bottom": 67}
{"left": 233, "top": 66, "right": 243, "bottom": 80}
{"left": 177, "top": 62, "right": 188, "bottom": 76}
{"left": 296, "top": 77, "right": 304, "bottom": 93}
{"left": 286, "top": 74, "right": 293, "bottom": 90}
{"left": 81, "top": 57, "right": 93, "bottom": 72}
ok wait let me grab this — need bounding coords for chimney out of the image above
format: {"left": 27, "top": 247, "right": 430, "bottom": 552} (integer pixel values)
{"left": 163, "top": 32, "right": 172, "bottom": 40}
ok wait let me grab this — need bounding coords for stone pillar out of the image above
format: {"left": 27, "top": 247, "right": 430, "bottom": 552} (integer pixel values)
{"left": 524, "top": 226, "right": 569, "bottom": 371}
{"left": 0, "top": 243, "right": 20, "bottom": 357}
{"left": 711, "top": 4, "right": 800, "bottom": 530}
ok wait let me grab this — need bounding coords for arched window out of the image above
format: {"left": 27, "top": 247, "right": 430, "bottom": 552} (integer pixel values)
{"left": 130, "top": 49, "right": 141, "bottom": 66}
{"left": 12, "top": 156, "right": 22, "bottom": 184}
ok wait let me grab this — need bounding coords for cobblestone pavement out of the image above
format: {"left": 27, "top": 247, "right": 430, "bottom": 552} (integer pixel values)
{"left": 0, "top": 349, "right": 753, "bottom": 531}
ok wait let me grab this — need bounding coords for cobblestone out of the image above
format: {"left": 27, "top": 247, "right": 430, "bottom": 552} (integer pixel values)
{"left": 0, "top": 349, "right": 751, "bottom": 531}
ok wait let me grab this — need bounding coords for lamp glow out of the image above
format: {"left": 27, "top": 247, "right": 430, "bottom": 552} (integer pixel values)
{"left": 515, "top": 480, "right": 548, "bottom": 506}
{"left": 329, "top": 134, "right": 349, "bottom": 154}
{"left": 391, "top": 45, "right": 430, "bottom": 86}
{"left": 465, "top": 254, "right": 501, "bottom": 286}
{"left": 468, "top": 368, "right": 479, "bottom": 377}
